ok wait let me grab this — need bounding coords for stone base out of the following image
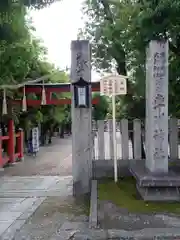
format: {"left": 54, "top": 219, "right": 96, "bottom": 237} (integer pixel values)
{"left": 129, "top": 161, "right": 180, "bottom": 201}
{"left": 136, "top": 184, "right": 179, "bottom": 202}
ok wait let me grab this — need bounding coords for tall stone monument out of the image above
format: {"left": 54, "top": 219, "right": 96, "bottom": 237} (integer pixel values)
{"left": 71, "top": 40, "right": 92, "bottom": 196}
{"left": 145, "top": 40, "right": 169, "bottom": 173}
{"left": 130, "top": 40, "right": 180, "bottom": 201}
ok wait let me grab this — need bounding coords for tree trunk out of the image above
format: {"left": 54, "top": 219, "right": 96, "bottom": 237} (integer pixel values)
{"left": 60, "top": 124, "right": 64, "bottom": 138}
{"left": 40, "top": 124, "right": 46, "bottom": 146}
{"left": 48, "top": 125, "right": 53, "bottom": 144}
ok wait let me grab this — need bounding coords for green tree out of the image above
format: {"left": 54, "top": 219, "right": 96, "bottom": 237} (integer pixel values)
{"left": 80, "top": 0, "right": 180, "bottom": 118}
{"left": 79, "top": 0, "right": 180, "bottom": 157}
{"left": 0, "top": 0, "right": 71, "bottom": 147}
{"left": 92, "top": 93, "right": 109, "bottom": 120}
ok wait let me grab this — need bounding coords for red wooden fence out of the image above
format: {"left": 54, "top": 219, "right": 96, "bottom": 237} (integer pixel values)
{"left": 0, "top": 120, "right": 24, "bottom": 168}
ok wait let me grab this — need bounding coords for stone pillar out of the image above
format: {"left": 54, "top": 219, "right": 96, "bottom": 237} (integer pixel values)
{"left": 145, "top": 40, "right": 169, "bottom": 173}
{"left": 71, "top": 40, "right": 92, "bottom": 196}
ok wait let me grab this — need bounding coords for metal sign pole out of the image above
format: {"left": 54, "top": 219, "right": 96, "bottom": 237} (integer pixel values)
{"left": 112, "top": 79, "right": 117, "bottom": 183}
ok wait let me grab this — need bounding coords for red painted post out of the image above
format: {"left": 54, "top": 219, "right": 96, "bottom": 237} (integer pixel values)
{"left": 46, "top": 91, "right": 51, "bottom": 102}
{"left": 8, "top": 119, "right": 15, "bottom": 163}
{"left": 0, "top": 130, "right": 3, "bottom": 168}
{"left": 17, "top": 128, "right": 24, "bottom": 161}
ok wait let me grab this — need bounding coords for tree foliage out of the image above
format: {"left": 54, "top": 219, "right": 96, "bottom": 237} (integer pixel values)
{"left": 92, "top": 93, "right": 109, "bottom": 120}
{"left": 80, "top": 0, "right": 180, "bottom": 118}
{"left": 0, "top": 0, "right": 71, "bottom": 134}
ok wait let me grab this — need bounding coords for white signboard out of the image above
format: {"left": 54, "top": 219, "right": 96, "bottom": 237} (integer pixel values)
{"left": 32, "top": 127, "right": 39, "bottom": 153}
{"left": 78, "top": 87, "right": 86, "bottom": 105}
{"left": 100, "top": 75, "right": 127, "bottom": 96}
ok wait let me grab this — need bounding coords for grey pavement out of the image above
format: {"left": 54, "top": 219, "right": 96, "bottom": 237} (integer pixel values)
{"left": 1, "top": 136, "right": 180, "bottom": 239}
{"left": 0, "top": 136, "right": 72, "bottom": 176}
{"left": 0, "top": 137, "right": 80, "bottom": 239}
{"left": 0, "top": 175, "right": 72, "bottom": 197}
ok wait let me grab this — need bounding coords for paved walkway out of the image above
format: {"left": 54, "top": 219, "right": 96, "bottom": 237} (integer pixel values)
{"left": 0, "top": 137, "right": 89, "bottom": 240}
{"left": 2, "top": 136, "right": 180, "bottom": 239}
{"left": 0, "top": 137, "right": 72, "bottom": 176}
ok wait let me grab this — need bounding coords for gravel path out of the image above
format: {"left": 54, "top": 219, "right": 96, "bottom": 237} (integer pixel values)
{"left": 12, "top": 196, "right": 89, "bottom": 240}
{"left": 98, "top": 200, "right": 180, "bottom": 230}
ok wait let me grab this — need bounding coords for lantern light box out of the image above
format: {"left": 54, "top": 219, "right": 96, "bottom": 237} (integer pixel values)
{"left": 72, "top": 77, "right": 90, "bottom": 108}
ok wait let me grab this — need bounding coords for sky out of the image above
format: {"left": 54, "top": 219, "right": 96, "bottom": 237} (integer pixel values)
{"left": 30, "top": 0, "right": 100, "bottom": 81}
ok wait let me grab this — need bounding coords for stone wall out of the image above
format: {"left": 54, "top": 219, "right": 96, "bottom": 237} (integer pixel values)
{"left": 92, "top": 159, "right": 145, "bottom": 179}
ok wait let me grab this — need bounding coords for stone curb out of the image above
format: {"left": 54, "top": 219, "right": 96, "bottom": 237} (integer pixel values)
{"left": 89, "top": 180, "right": 98, "bottom": 228}
{"left": 73, "top": 228, "right": 180, "bottom": 239}
{"left": 50, "top": 228, "right": 180, "bottom": 240}
{"left": 107, "top": 228, "right": 180, "bottom": 239}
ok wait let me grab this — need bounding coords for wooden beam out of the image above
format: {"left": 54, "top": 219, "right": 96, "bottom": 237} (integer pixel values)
{"left": 21, "top": 81, "right": 100, "bottom": 93}
{"left": 12, "top": 97, "right": 99, "bottom": 106}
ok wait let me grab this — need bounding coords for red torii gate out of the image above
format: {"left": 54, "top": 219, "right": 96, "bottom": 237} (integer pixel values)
{"left": 0, "top": 81, "right": 100, "bottom": 169}
{"left": 13, "top": 81, "right": 100, "bottom": 106}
